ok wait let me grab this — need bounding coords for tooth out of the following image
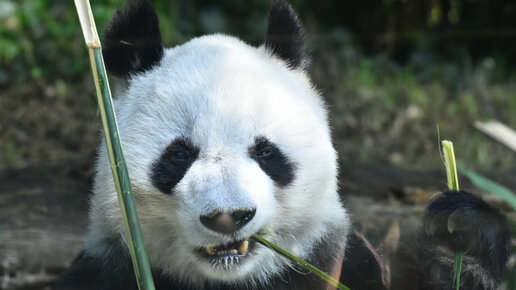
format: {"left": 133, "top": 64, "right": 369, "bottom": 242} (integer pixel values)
{"left": 208, "top": 210, "right": 221, "bottom": 218}
{"left": 206, "top": 247, "right": 215, "bottom": 255}
{"left": 238, "top": 240, "right": 249, "bottom": 254}
{"left": 229, "top": 249, "right": 238, "bottom": 255}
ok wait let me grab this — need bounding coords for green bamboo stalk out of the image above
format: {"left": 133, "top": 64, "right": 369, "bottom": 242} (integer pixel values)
{"left": 453, "top": 252, "right": 463, "bottom": 290}
{"left": 441, "top": 140, "right": 462, "bottom": 290}
{"left": 252, "top": 235, "right": 350, "bottom": 290}
{"left": 74, "top": 1, "right": 155, "bottom": 289}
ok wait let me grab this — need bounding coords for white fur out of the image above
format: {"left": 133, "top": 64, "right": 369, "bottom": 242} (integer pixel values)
{"left": 86, "top": 34, "right": 350, "bottom": 287}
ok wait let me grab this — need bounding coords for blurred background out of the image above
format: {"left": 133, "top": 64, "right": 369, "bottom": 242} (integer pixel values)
{"left": 1, "top": 0, "right": 516, "bottom": 170}
{"left": 1, "top": 0, "right": 516, "bottom": 289}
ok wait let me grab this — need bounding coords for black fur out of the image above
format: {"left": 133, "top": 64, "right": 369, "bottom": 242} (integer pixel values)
{"left": 250, "top": 136, "right": 295, "bottom": 187}
{"left": 265, "top": 0, "right": 309, "bottom": 70}
{"left": 57, "top": 190, "right": 510, "bottom": 290}
{"left": 151, "top": 138, "right": 200, "bottom": 194}
{"left": 55, "top": 240, "right": 136, "bottom": 290}
{"left": 339, "top": 232, "right": 385, "bottom": 290}
{"left": 56, "top": 228, "right": 347, "bottom": 290}
{"left": 342, "top": 190, "right": 511, "bottom": 290}
{"left": 55, "top": 238, "right": 180, "bottom": 290}
{"left": 385, "top": 190, "right": 511, "bottom": 290}
{"left": 103, "top": 0, "right": 164, "bottom": 78}
{"left": 416, "top": 190, "right": 511, "bottom": 290}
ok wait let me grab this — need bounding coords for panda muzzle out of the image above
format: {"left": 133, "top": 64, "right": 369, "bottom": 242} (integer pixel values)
{"left": 200, "top": 209, "right": 256, "bottom": 235}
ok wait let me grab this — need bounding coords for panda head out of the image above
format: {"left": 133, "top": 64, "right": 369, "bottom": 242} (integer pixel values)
{"left": 86, "top": 0, "right": 349, "bottom": 286}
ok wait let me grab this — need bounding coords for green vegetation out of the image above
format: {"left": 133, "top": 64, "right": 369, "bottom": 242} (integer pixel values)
{"left": 75, "top": 1, "right": 156, "bottom": 286}
{"left": 0, "top": 0, "right": 118, "bottom": 84}
{"left": 312, "top": 40, "right": 516, "bottom": 169}
{"left": 460, "top": 165, "right": 516, "bottom": 212}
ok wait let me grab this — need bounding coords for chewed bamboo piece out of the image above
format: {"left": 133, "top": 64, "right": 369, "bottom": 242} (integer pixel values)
{"left": 474, "top": 120, "right": 516, "bottom": 153}
{"left": 442, "top": 140, "right": 459, "bottom": 191}
{"left": 441, "top": 140, "right": 462, "bottom": 290}
{"left": 74, "top": 1, "right": 155, "bottom": 289}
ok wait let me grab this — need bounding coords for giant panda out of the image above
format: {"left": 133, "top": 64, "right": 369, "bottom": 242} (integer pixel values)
{"left": 57, "top": 1, "right": 511, "bottom": 289}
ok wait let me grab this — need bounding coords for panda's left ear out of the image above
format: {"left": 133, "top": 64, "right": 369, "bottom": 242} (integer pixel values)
{"left": 265, "top": 0, "right": 309, "bottom": 70}
{"left": 103, "top": 0, "right": 164, "bottom": 78}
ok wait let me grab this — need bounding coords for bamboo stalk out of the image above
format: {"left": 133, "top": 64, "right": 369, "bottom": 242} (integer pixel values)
{"left": 252, "top": 235, "right": 351, "bottom": 290}
{"left": 453, "top": 252, "right": 463, "bottom": 290}
{"left": 441, "top": 140, "right": 462, "bottom": 290}
{"left": 74, "top": 1, "right": 155, "bottom": 289}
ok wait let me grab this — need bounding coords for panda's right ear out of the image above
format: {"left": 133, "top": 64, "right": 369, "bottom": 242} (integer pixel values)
{"left": 265, "top": 0, "right": 309, "bottom": 70}
{"left": 103, "top": 0, "right": 164, "bottom": 78}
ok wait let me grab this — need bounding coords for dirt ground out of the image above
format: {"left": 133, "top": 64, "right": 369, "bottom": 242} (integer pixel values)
{"left": 1, "top": 161, "right": 515, "bottom": 290}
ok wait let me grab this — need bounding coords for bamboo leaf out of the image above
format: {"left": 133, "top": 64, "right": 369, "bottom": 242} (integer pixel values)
{"left": 458, "top": 165, "right": 516, "bottom": 212}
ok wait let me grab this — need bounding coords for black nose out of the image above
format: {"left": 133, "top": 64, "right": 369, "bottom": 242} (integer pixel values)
{"left": 200, "top": 209, "right": 256, "bottom": 234}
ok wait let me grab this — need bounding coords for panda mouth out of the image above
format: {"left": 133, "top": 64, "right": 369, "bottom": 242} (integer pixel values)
{"left": 198, "top": 237, "right": 253, "bottom": 259}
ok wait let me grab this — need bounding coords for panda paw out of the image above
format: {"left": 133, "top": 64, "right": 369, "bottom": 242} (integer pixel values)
{"left": 422, "top": 190, "right": 511, "bottom": 286}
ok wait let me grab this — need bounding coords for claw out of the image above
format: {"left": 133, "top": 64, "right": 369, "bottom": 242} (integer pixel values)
{"left": 447, "top": 218, "right": 455, "bottom": 234}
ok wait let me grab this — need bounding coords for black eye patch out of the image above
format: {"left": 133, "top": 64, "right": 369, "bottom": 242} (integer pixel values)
{"left": 250, "top": 136, "right": 295, "bottom": 187}
{"left": 150, "top": 138, "right": 199, "bottom": 194}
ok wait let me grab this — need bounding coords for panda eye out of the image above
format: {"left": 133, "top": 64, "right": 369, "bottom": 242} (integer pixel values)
{"left": 171, "top": 149, "right": 190, "bottom": 161}
{"left": 255, "top": 146, "right": 275, "bottom": 160}
{"left": 249, "top": 136, "right": 295, "bottom": 187}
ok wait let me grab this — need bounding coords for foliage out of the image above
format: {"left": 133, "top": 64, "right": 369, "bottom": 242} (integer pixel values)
{"left": 0, "top": 0, "right": 118, "bottom": 85}
{"left": 0, "top": 0, "right": 269, "bottom": 86}
{"left": 311, "top": 31, "right": 516, "bottom": 169}
{"left": 1, "top": 0, "right": 516, "bottom": 170}
{"left": 2, "top": 0, "right": 516, "bottom": 86}
{"left": 460, "top": 165, "right": 516, "bottom": 212}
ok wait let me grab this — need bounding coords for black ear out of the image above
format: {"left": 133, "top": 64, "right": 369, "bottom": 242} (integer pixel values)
{"left": 265, "top": 0, "right": 309, "bottom": 70}
{"left": 103, "top": 0, "right": 164, "bottom": 78}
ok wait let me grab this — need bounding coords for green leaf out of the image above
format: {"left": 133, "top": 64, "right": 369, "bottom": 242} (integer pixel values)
{"left": 453, "top": 252, "right": 463, "bottom": 290}
{"left": 458, "top": 165, "right": 516, "bottom": 212}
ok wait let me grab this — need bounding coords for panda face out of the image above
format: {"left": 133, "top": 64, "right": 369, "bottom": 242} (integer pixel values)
{"left": 86, "top": 1, "right": 349, "bottom": 287}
